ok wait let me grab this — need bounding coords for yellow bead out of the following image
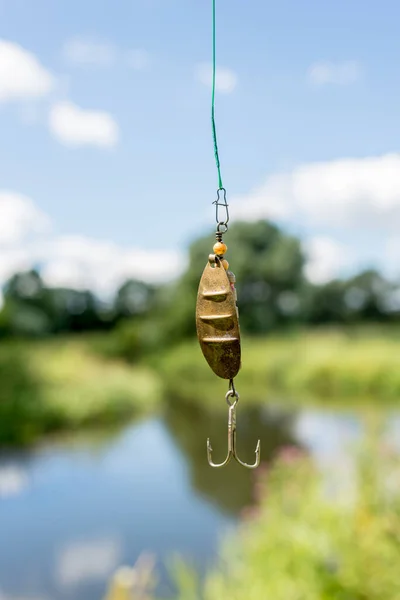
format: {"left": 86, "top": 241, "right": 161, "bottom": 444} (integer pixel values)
{"left": 221, "top": 259, "right": 229, "bottom": 270}
{"left": 213, "top": 241, "right": 227, "bottom": 256}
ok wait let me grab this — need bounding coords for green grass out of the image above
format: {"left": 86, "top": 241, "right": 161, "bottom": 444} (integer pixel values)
{"left": 0, "top": 336, "right": 161, "bottom": 445}
{"left": 158, "top": 327, "right": 400, "bottom": 406}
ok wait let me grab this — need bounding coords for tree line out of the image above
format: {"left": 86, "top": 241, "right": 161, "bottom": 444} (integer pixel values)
{"left": 0, "top": 221, "right": 398, "bottom": 346}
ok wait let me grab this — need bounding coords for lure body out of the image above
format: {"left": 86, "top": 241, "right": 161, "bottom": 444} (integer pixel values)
{"left": 196, "top": 255, "right": 241, "bottom": 379}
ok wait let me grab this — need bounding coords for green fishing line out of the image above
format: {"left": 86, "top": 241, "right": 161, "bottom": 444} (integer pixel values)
{"left": 212, "top": 0, "right": 224, "bottom": 191}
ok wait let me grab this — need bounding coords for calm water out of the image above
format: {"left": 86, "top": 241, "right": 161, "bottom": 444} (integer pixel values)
{"left": 0, "top": 401, "right": 387, "bottom": 600}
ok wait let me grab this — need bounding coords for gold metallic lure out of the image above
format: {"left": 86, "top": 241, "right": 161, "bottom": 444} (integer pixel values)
{"left": 196, "top": 254, "right": 241, "bottom": 380}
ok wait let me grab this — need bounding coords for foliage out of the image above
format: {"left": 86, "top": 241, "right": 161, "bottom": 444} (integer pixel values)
{"left": 0, "top": 338, "right": 161, "bottom": 446}
{"left": 94, "top": 315, "right": 170, "bottom": 362}
{"left": 0, "top": 270, "right": 157, "bottom": 338}
{"left": 0, "top": 342, "right": 48, "bottom": 445}
{"left": 308, "top": 270, "right": 395, "bottom": 325}
{"left": 1, "top": 223, "right": 400, "bottom": 354}
{"left": 172, "top": 430, "right": 400, "bottom": 600}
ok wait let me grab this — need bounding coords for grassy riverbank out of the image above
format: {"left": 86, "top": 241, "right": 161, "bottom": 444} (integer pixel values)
{"left": 0, "top": 337, "right": 160, "bottom": 445}
{"left": 2, "top": 325, "right": 400, "bottom": 445}
{"left": 158, "top": 326, "right": 400, "bottom": 407}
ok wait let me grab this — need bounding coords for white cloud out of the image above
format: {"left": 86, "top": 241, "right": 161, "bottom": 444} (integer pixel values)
{"left": 308, "top": 60, "right": 362, "bottom": 85}
{"left": 0, "top": 191, "right": 183, "bottom": 295}
{"left": 0, "top": 236, "right": 183, "bottom": 296}
{"left": 0, "top": 40, "right": 54, "bottom": 102}
{"left": 231, "top": 154, "right": 400, "bottom": 233}
{"left": 304, "top": 236, "right": 347, "bottom": 284}
{"left": 195, "top": 63, "right": 237, "bottom": 93}
{"left": 63, "top": 37, "right": 116, "bottom": 67}
{"left": 48, "top": 101, "right": 119, "bottom": 148}
{"left": 39, "top": 235, "right": 183, "bottom": 296}
{"left": 230, "top": 174, "right": 293, "bottom": 223}
{"left": 0, "top": 192, "right": 51, "bottom": 244}
{"left": 126, "top": 48, "right": 150, "bottom": 70}
{"left": 56, "top": 538, "right": 121, "bottom": 587}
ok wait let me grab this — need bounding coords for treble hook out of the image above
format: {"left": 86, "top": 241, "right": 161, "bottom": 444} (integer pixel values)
{"left": 207, "top": 389, "right": 261, "bottom": 469}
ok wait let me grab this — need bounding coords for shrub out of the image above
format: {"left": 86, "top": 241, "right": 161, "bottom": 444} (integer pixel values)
{"left": 172, "top": 432, "right": 400, "bottom": 600}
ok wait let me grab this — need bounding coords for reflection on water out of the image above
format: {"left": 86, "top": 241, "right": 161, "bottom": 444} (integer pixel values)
{"left": 56, "top": 538, "right": 122, "bottom": 588}
{"left": 0, "top": 465, "right": 28, "bottom": 498}
{"left": 0, "top": 401, "right": 385, "bottom": 600}
{"left": 295, "top": 410, "right": 362, "bottom": 464}
{"left": 164, "top": 400, "right": 300, "bottom": 515}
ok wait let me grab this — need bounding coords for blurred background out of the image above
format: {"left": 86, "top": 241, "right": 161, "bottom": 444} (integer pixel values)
{"left": 1, "top": 1, "right": 400, "bottom": 599}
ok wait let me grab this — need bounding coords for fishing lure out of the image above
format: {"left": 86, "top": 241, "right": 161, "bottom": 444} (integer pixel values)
{"left": 195, "top": 0, "right": 260, "bottom": 469}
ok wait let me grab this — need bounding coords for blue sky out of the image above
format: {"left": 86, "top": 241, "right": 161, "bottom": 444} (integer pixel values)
{"left": 1, "top": 0, "right": 400, "bottom": 294}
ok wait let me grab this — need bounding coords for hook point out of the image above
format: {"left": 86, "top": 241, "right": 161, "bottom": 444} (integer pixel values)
{"left": 206, "top": 436, "right": 232, "bottom": 468}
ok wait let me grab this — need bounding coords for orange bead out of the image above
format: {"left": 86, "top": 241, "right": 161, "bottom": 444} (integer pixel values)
{"left": 221, "top": 259, "right": 229, "bottom": 270}
{"left": 213, "top": 241, "right": 227, "bottom": 256}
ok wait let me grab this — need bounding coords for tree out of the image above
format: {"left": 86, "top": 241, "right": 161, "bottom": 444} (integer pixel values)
{"left": 343, "top": 270, "right": 393, "bottom": 322}
{"left": 307, "top": 270, "right": 395, "bottom": 325}
{"left": 307, "top": 279, "right": 348, "bottom": 324}
{"left": 115, "top": 279, "right": 156, "bottom": 319}
{"left": 164, "top": 220, "right": 306, "bottom": 337}
{"left": 0, "top": 270, "right": 115, "bottom": 336}
{"left": 1, "top": 271, "right": 52, "bottom": 336}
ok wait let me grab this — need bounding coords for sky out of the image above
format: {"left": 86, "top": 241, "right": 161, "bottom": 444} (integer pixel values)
{"left": 1, "top": 0, "right": 400, "bottom": 297}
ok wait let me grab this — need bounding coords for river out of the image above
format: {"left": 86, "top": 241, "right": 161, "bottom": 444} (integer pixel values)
{"left": 0, "top": 401, "right": 389, "bottom": 600}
